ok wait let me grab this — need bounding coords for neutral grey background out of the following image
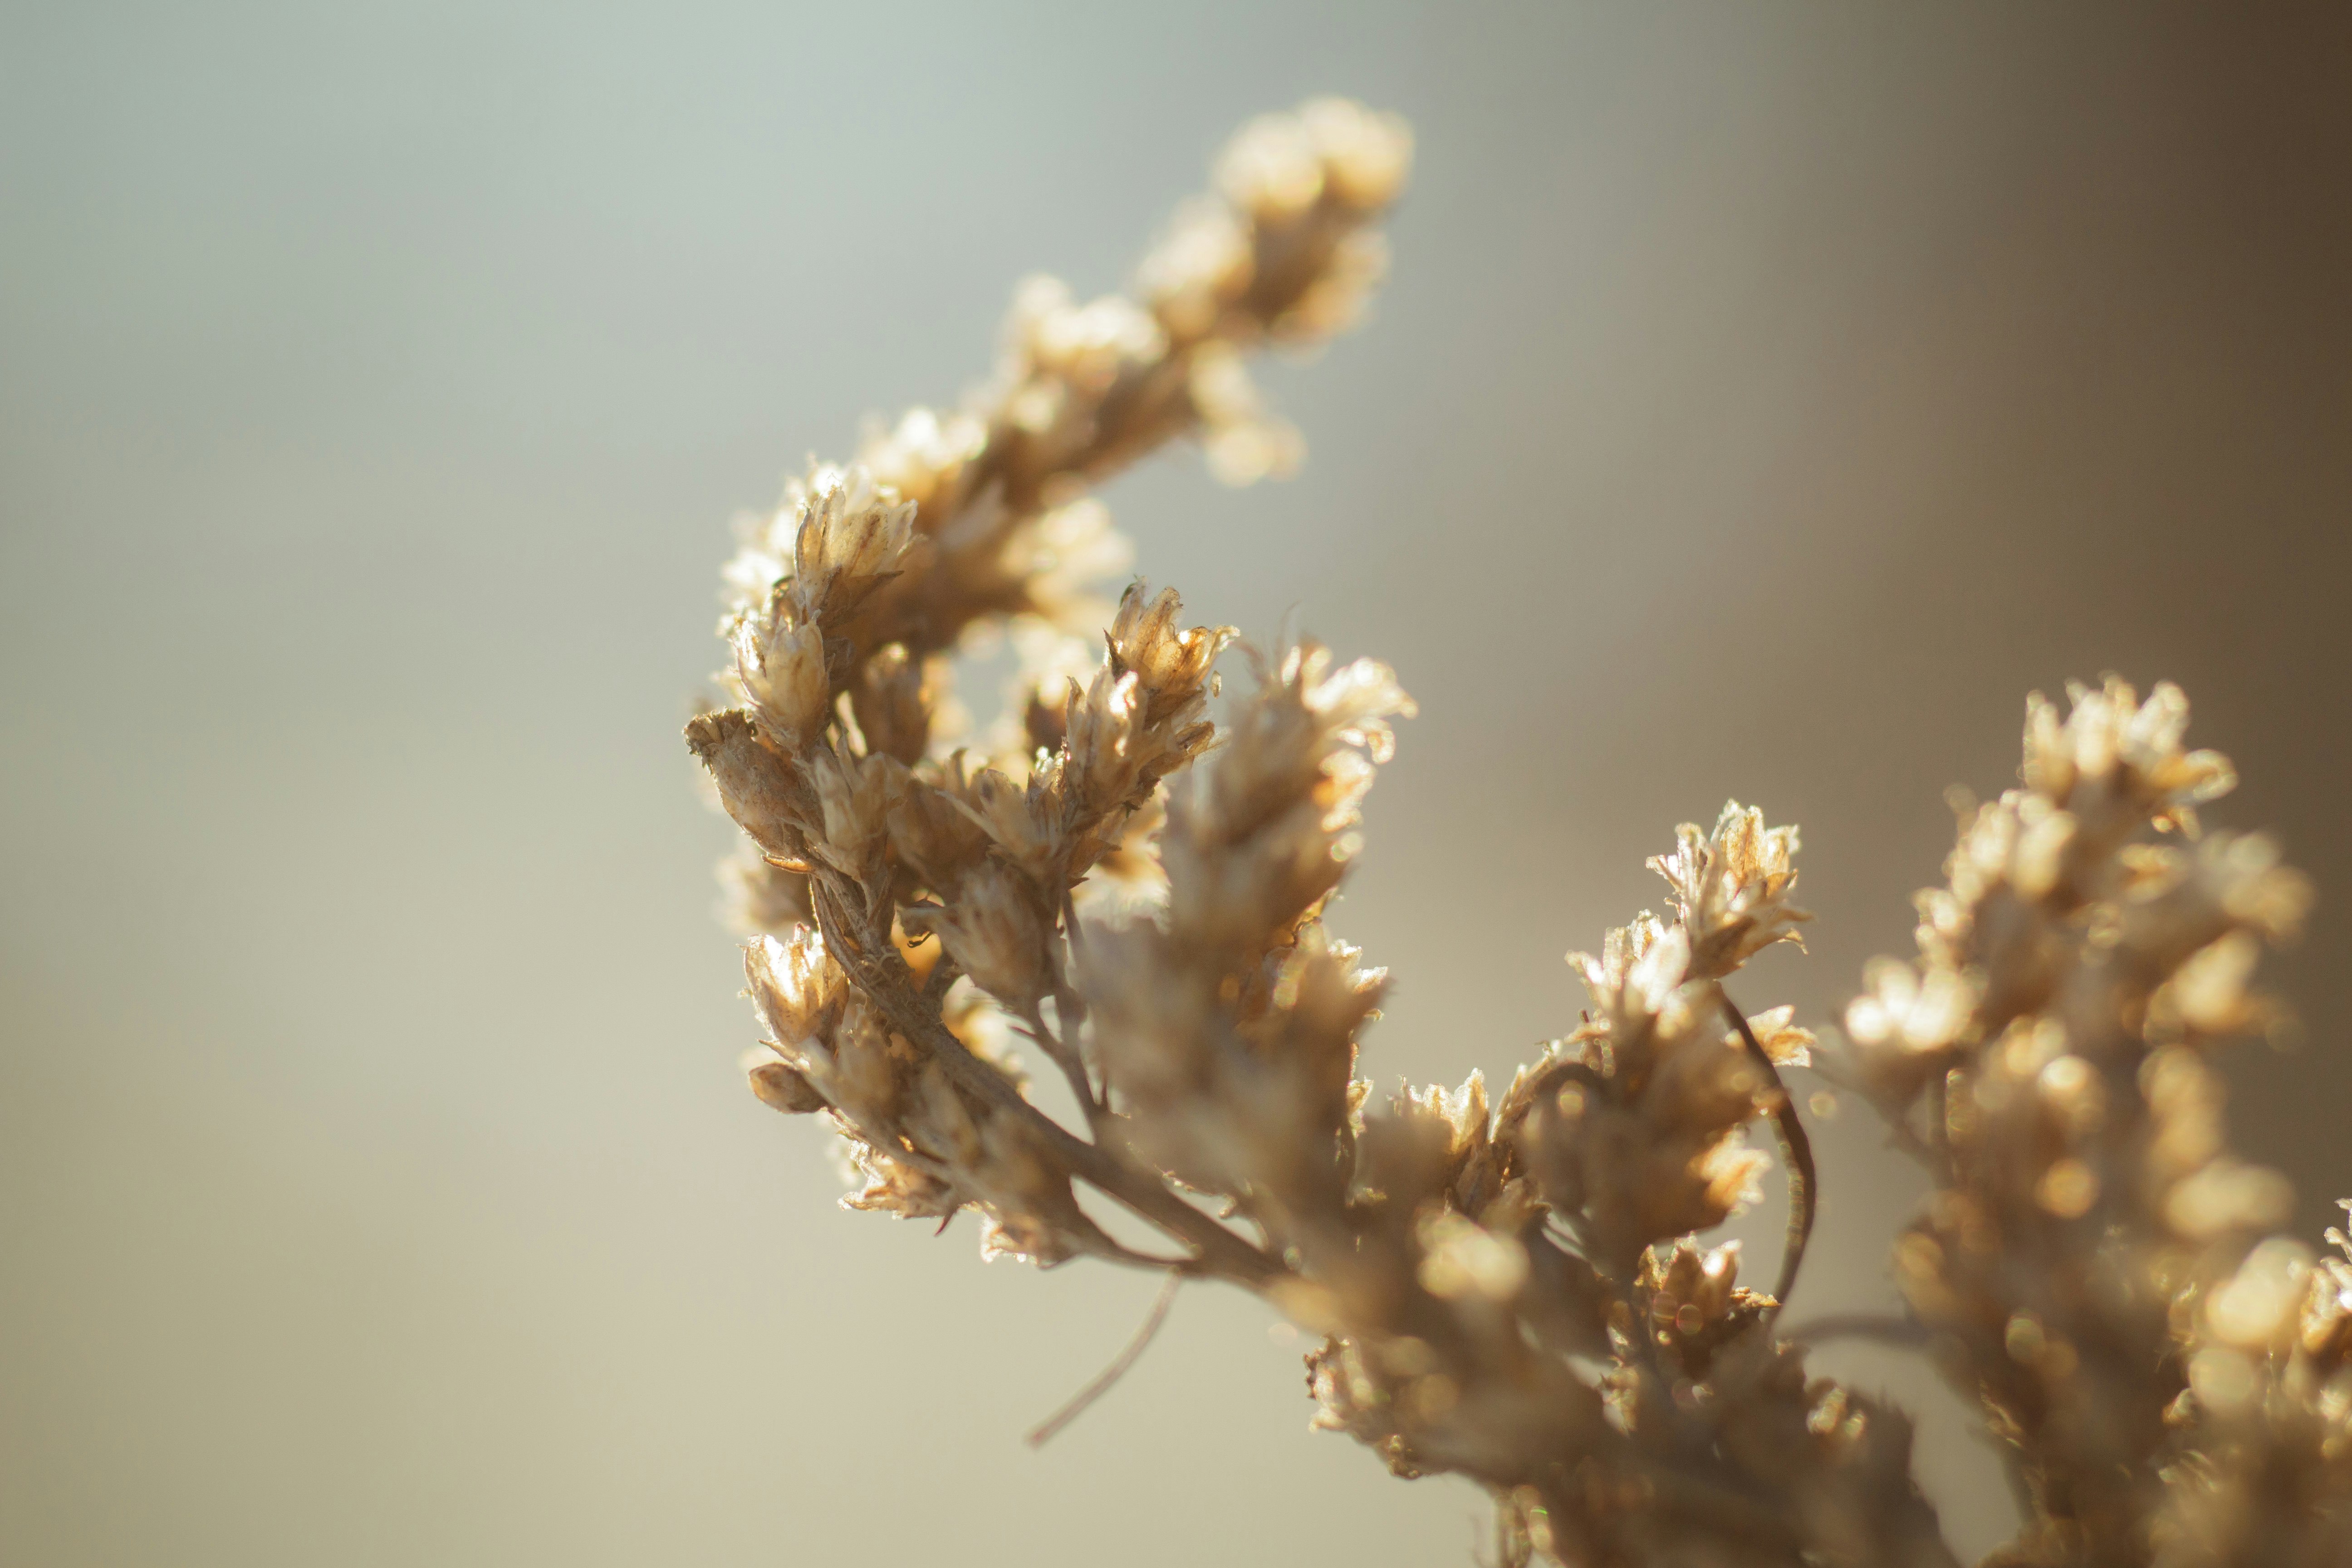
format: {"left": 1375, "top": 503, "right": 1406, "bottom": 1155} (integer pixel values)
{"left": 4, "top": 4, "right": 2347, "bottom": 1564}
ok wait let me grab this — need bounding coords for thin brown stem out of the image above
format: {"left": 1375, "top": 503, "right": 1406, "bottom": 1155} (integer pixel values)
{"left": 1018, "top": 1007, "right": 1100, "bottom": 1120}
{"left": 1720, "top": 990, "right": 1815, "bottom": 1311}
{"left": 1024, "top": 1272, "right": 1182, "bottom": 1447}
{"left": 1783, "top": 1312, "right": 1931, "bottom": 1348}
{"left": 921, "top": 951, "right": 962, "bottom": 1005}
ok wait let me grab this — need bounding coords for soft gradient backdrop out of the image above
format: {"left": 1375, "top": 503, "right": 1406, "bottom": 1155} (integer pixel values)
{"left": 4, "top": 5, "right": 2347, "bottom": 1564}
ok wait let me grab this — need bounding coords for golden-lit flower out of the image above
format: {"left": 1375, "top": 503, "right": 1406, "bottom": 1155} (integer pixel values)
{"left": 1648, "top": 801, "right": 1811, "bottom": 982}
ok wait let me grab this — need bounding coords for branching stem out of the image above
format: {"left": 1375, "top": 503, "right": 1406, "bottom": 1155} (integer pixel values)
{"left": 813, "top": 878, "right": 1283, "bottom": 1286}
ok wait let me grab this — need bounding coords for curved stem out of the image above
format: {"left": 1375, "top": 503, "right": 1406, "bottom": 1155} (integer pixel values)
{"left": 1783, "top": 1312, "right": 1930, "bottom": 1348}
{"left": 1025, "top": 1271, "right": 1182, "bottom": 1447}
{"left": 1720, "top": 989, "right": 1816, "bottom": 1312}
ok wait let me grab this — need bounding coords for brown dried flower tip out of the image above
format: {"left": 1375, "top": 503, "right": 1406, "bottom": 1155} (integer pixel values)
{"left": 1637, "top": 1240, "right": 1773, "bottom": 1378}
{"left": 847, "top": 643, "right": 937, "bottom": 766}
{"left": 1104, "top": 581, "right": 1231, "bottom": 720}
{"left": 1160, "top": 639, "right": 1414, "bottom": 957}
{"left": 685, "top": 708, "right": 809, "bottom": 866}
{"left": 1735, "top": 1004, "right": 1814, "bottom": 1068}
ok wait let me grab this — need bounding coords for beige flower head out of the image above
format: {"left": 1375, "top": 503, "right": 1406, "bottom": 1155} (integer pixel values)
{"left": 802, "top": 741, "right": 893, "bottom": 883}
{"left": 786, "top": 465, "right": 917, "bottom": 629}
{"left": 1190, "top": 344, "right": 1304, "bottom": 485}
{"left": 1298, "top": 97, "right": 1415, "bottom": 212}
{"left": 949, "top": 764, "right": 1070, "bottom": 888}
{"left": 1648, "top": 801, "right": 1810, "bottom": 983}
{"left": 1844, "top": 956, "right": 1977, "bottom": 1054}
{"left": 1105, "top": 581, "right": 1233, "bottom": 717}
{"left": 1294, "top": 642, "right": 1416, "bottom": 765}
{"left": 1216, "top": 98, "right": 1413, "bottom": 221}
{"left": 731, "top": 611, "right": 831, "bottom": 754}
{"left": 743, "top": 926, "right": 846, "bottom": 1055}
{"left": 1567, "top": 913, "right": 1692, "bottom": 1035}
{"left": 1005, "top": 277, "right": 1168, "bottom": 397}
{"left": 1137, "top": 197, "right": 1254, "bottom": 340}
{"left": 856, "top": 405, "right": 986, "bottom": 517}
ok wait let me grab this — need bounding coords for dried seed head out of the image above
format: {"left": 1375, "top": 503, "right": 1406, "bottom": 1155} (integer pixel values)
{"left": 1191, "top": 344, "right": 1304, "bottom": 485}
{"left": 743, "top": 926, "right": 845, "bottom": 1053}
{"left": 880, "top": 754, "right": 990, "bottom": 897}
{"left": 1730, "top": 1004, "right": 1814, "bottom": 1068}
{"left": 1105, "top": 581, "right": 1231, "bottom": 714}
{"left": 1218, "top": 111, "right": 1327, "bottom": 220}
{"left": 1416, "top": 1210, "right": 1529, "bottom": 1302}
{"left": 857, "top": 405, "right": 988, "bottom": 518}
{"left": 1138, "top": 197, "right": 1255, "bottom": 340}
{"left": 1298, "top": 97, "right": 1415, "bottom": 212}
{"left": 951, "top": 764, "right": 1069, "bottom": 888}
{"left": 1649, "top": 801, "right": 1811, "bottom": 983}
{"left": 1568, "top": 914, "right": 1692, "bottom": 1037}
{"left": 1157, "top": 640, "right": 1411, "bottom": 958}
{"left": 1004, "top": 498, "right": 1135, "bottom": 631}
{"left": 716, "top": 838, "right": 812, "bottom": 936}
{"left": 802, "top": 741, "right": 893, "bottom": 883}
{"left": 732, "top": 612, "right": 832, "bottom": 753}
{"left": 787, "top": 466, "right": 917, "bottom": 627}
{"left": 687, "top": 708, "right": 811, "bottom": 865}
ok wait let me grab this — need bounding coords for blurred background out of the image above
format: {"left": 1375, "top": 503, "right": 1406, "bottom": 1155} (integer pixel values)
{"left": 4, "top": 4, "right": 2347, "bottom": 1563}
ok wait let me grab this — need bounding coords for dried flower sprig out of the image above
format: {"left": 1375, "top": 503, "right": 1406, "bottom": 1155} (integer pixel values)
{"left": 696, "top": 98, "right": 1417, "bottom": 1283}
{"left": 689, "top": 103, "right": 2345, "bottom": 1568}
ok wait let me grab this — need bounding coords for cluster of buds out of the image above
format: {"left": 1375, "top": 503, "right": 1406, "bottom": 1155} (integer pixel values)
{"left": 687, "top": 103, "right": 2344, "bottom": 1568}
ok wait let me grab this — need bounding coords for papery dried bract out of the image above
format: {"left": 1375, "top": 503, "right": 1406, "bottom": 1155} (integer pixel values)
{"left": 787, "top": 466, "right": 917, "bottom": 627}
{"left": 732, "top": 612, "right": 831, "bottom": 754}
{"left": 744, "top": 926, "right": 845, "bottom": 1052}
{"left": 686, "top": 709, "right": 810, "bottom": 865}
{"left": 911, "top": 859, "right": 1056, "bottom": 1019}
